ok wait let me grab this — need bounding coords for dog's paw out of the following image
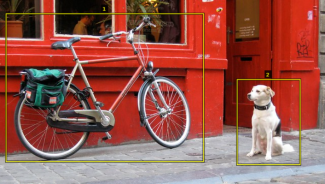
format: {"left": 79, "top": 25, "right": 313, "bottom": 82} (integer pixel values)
{"left": 254, "top": 150, "right": 262, "bottom": 155}
{"left": 265, "top": 155, "right": 272, "bottom": 160}
{"left": 247, "top": 151, "right": 254, "bottom": 157}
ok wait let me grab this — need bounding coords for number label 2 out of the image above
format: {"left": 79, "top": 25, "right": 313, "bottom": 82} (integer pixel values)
{"left": 265, "top": 70, "right": 272, "bottom": 78}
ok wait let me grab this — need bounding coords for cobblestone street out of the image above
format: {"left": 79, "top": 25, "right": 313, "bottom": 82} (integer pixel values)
{"left": 1, "top": 127, "right": 325, "bottom": 183}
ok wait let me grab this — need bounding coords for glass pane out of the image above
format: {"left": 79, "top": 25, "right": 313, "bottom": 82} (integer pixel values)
{"left": 235, "top": 0, "right": 259, "bottom": 42}
{"left": 0, "top": 0, "right": 41, "bottom": 38}
{"left": 126, "top": 0, "right": 183, "bottom": 43}
{"left": 55, "top": 0, "right": 112, "bottom": 36}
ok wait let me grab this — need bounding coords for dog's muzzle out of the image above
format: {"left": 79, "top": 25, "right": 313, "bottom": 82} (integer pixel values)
{"left": 247, "top": 93, "right": 251, "bottom": 100}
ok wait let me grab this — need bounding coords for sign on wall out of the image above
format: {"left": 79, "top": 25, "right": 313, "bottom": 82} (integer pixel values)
{"left": 235, "top": 0, "right": 259, "bottom": 40}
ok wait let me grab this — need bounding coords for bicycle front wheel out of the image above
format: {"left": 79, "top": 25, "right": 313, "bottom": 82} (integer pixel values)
{"left": 14, "top": 84, "right": 90, "bottom": 160}
{"left": 140, "top": 77, "right": 191, "bottom": 148}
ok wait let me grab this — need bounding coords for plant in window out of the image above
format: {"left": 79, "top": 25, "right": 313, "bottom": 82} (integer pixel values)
{"left": 126, "top": 0, "right": 168, "bottom": 30}
{"left": 0, "top": 0, "right": 34, "bottom": 37}
{"left": 1, "top": 0, "right": 34, "bottom": 21}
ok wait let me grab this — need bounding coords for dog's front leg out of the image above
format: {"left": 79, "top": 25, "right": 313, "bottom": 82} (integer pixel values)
{"left": 265, "top": 129, "right": 273, "bottom": 160}
{"left": 247, "top": 127, "right": 257, "bottom": 157}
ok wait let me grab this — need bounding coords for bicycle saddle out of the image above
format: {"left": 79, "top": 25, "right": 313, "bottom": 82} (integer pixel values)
{"left": 51, "top": 37, "right": 81, "bottom": 50}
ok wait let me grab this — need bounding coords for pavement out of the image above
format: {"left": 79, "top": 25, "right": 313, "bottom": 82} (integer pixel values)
{"left": 1, "top": 126, "right": 325, "bottom": 184}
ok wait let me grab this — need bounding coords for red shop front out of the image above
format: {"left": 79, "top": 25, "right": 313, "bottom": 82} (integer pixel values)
{"left": 224, "top": 0, "right": 320, "bottom": 132}
{"left": 0, "top": 0, "right": 226, "bottom": 154}
{"left": 0, "top": 0, "right": 320, "bottom": 155}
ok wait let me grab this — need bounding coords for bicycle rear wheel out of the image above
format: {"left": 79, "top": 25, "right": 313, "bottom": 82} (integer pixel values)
{"left": 14, "top": 84, "right": 90, "bottom": 160}
{"left": 140, "top": 77, "right": 191, "bottom": 148}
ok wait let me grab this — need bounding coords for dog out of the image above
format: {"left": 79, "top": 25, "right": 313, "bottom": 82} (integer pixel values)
{"left": 246, "top": 85, "right": 294, "bottom": 161}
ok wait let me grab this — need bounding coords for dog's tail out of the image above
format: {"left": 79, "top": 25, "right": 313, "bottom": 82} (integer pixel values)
{"left": 283, "top": 144, "right": 294, "bottom": 152}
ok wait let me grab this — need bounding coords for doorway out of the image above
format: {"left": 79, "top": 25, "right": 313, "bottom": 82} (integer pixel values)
{"left": 225, "top": 0, "right": 272, "bottom": 127}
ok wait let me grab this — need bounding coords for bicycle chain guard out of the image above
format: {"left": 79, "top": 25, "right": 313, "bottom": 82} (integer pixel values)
{"left": 47, "top": 110, "right": 115, "bottom": 132}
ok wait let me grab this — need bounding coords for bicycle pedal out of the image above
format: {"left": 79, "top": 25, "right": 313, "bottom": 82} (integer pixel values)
{"left": 95, "top": 101, "right": 104, "bottom": 107}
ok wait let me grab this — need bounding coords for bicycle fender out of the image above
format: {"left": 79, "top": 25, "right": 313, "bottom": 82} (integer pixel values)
{"left": 138, "top": 78, "right": 152, "bottom": 111}
{"left": 138, "top": 78, "right": 153, "bottom": 126}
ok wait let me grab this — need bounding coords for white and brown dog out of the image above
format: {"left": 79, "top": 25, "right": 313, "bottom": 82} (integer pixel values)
{"left": 246, "top": 85, "right": 294, "bottom": 161}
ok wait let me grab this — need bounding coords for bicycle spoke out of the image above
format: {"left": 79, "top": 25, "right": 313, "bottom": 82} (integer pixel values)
{"left": 146, "top": 112, "right": 160, "bottom": 120}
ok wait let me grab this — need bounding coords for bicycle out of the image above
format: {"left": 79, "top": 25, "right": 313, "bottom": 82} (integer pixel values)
{"left": 14, "top": 17, "right": 191, "bottom": 160}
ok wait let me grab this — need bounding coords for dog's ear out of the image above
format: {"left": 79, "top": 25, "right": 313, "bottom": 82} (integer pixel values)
{"left": 266, "top": 86, "right": 275, "bottom": 97}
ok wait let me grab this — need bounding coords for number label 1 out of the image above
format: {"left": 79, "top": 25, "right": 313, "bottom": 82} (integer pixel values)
{"left": 101, "top": 5, "right": 108, "bottom": 12}
{"left": 265, "top": 70, "right": 272, "bottom": 78}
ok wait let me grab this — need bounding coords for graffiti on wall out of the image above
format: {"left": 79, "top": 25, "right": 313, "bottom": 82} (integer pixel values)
{"left": 296, "top": 29, "right": 312, "bottom": 58}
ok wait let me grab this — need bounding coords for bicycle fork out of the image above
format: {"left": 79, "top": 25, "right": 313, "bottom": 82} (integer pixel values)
{"left": 149, "top": 80, "right": 171, "bottom": 117}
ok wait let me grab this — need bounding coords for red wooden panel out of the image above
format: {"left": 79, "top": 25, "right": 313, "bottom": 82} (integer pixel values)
{"left": 204, "top": 69, "right": 224, "bottom": 136}
{"left": 3, "top": 75, "right": 186, "bottom": 94}
{"left": 185, "top": 69, "right": 203, "bottom": 139}
{"left": 290, "top": 0, "right": 315, "bottom": 60}
{"left": 225, "top": 0, "right": 272, "bottom": 127}
{"left": 271, "top": 0, "right": 319, "bottom": 130}
{"left": 0, "top": 0, "right": 229, "bottom": 154}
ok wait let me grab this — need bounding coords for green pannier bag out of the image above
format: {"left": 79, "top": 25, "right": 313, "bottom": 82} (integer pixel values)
{"left": 22, "top": 68, "right": 66, "bottom": 108}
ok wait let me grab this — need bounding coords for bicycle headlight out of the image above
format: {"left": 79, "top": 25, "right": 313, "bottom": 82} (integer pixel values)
{"left": 147, "top": 61, "right": 153, "bottom": 72}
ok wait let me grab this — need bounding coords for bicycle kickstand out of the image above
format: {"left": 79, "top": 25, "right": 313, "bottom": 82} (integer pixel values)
{"left": 102, "top": 132, "right": 112, "bottom": 141}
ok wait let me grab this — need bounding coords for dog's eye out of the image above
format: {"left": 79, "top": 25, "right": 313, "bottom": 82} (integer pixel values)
{"left": 256, "top": 90, "right": 260, "bottom": 93}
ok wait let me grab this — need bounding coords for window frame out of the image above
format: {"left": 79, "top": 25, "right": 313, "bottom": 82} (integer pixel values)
{"left": 53, "top": 0, "right": 116, "bottom": 38}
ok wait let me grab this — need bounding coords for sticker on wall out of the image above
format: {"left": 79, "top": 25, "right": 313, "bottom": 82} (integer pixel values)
{"left": 308, "top": 10, "right": 313, "bottom": 20}
{"left": 216, "top": 7, "right": 223, "bottom": 13}
{"left": 212, "top": 41, "right": 222, "bottom": 55}
{"left": 216, "top": 15, "right": 221, "bottom": 28}
{"left": 198, "top": 54, "right": 210, "bottom": 58}
{"left": 208, "top": 15, "right": 216, "bottom": 23}
{"left": 208, "top": 14, "right": 221, "bottom": 29}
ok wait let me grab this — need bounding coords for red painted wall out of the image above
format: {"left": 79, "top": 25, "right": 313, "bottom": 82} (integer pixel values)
{"left": 1, "top": 0, "right": 227, "bottom": 154}
{"left": 2, "top": 0, "right": 319, "bottom": 155}
{"left": 272, "top": 0, "right": 320, "bottom": 131}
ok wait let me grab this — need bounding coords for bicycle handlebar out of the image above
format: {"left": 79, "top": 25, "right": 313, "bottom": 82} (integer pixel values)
{"left": 99, "top": 31, "right": 128, "bottom": 41}
{"left": 99, "top": 33, "right": 113, "bottom": 41}
{"left": 99, "top": 17, "right": 156, "bottom": 42}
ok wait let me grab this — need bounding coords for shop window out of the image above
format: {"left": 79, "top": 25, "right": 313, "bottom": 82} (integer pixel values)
{"left": 55, "top": 0, "right": 184, "bottom": 43}
{"left": 55, "top": 0, "right": 113, "bottom": 36}
{"left": 127, "top": 0, "right": 183, "bottom": 43}
{"left": 0, "top": 0, "right": 41, "bottom": 39}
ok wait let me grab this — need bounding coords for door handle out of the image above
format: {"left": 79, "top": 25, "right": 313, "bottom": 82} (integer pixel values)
{"left": 227, "top": 27, "right": 233, "bottom": 44}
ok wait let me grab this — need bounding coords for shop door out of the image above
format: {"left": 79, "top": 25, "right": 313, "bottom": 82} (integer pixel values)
{"left": 225, "top": 0, "right": 272, "bottom": 127}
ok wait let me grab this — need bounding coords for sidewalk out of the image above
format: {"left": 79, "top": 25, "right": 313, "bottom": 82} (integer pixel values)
{"left": 1, "top": 126, "right": 325, "bottom": 183}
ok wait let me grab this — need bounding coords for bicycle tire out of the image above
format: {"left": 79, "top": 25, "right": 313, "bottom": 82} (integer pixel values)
{"left": 140, "top": 77, "right": 191, "bottom": 148}
{"left": 14, "top": 84, "right": 90, "bottom": 160}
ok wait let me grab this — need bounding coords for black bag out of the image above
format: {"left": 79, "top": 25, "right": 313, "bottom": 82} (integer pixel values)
{"left": 21, "top": 68, "right": 66, "bottom": 108}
